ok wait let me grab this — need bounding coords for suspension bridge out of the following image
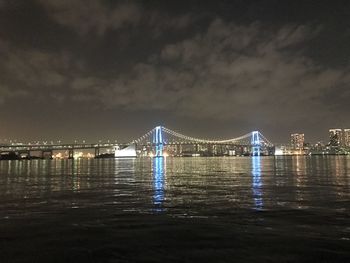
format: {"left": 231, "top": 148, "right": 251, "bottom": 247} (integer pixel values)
{"left": 117, "top": 126, "right": 273, "bottom": 157}
{"left": 0, "top": 126, "right": 273, "bottom": 159}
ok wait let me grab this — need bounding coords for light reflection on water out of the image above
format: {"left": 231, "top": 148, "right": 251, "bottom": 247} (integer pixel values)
{"left": 0, "top": 156, "right": 349, "bottom": 215}
{"left": 0, "top": 156, "right": 350, "bottom": 262}
{"left": 152, "top": 157, "right": 165, "bottom": 212}
{"left": 251, "top": 156, "right": 263, "bottom": 210}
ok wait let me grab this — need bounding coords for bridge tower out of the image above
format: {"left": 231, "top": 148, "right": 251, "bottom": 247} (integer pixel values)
{"left": 251, "top": 131, "right": 261, "bottom": 156}
{"left": 153, "top": 126, "right": 164, "bottom": 157}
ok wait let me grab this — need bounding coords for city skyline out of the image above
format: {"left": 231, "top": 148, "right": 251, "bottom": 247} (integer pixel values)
{"left": 1, "top": 124, "right": 350, "bottom": 146}
{"left": 1, "top": 0, "right": 350, "bottom": 143}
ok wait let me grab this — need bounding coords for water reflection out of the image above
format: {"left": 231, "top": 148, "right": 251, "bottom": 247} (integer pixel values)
{"left": 251, "top": 156, "right": 263, "bottom": 210}
{"left": 152, "top": 157, "right": 165, "bottom": 212}
{"left": 292, "top": 156, "right": 308, "bottom": 208}
{"left": 0, "top": 157, "right": 349, "bottom": 216}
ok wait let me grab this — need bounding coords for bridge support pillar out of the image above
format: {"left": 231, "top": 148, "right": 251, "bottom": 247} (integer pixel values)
{"left": 207, "top": 144, "right": 214, "bottom": 156}
{"left": 94, "top": 147, "right": 100, "bottom": 158}
{"left": 195, "top": 144, "right": 199, "bottom": 153}
{"left": 68, "top": 149, "right": 74, "bottom": 159}
{"left": 251, "top": 131, "right": 261, "bottom": 156}
{"left": 153, "top": 126, "right": 164, "bottom": 157}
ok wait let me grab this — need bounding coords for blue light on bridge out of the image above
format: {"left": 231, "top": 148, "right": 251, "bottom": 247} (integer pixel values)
{"left": 153, "top": 126, "right": 164, "bottom": 157}
{"left": 251, "top": 131, "right": 260, "bottom": 156}
{"left": 153, "top": 157, "right": 165, "bottom": 212}
{"left": 252, "top": 156, "right": 263, "bottom": 210}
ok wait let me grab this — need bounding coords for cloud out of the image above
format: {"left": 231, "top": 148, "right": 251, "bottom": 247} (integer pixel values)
{"left": 148, "top": 13, "right": 194, "bottom": 38}
{"left": 0, "top": 84, "right": 27, "bottom": 104}
{"left": 38, "top": 0, "right": 142, "bottom": 36}
{"left": 0, "top": 38, "right": 79, "bottom": 103}
{"left": 1, "top": 15, "right": 348, "bottom": 130}
{"left": 82, "top": 19, "right": 349, "bottom": 126}
{"left": 38, "top": 0, "right": 194, "bottom": 37}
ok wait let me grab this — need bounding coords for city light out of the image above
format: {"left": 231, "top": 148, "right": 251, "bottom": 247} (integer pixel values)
{"left": 1, "top": 126, "right": 350, "bottom": 160}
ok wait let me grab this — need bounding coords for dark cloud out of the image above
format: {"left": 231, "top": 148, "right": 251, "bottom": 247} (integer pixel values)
{"left": 68, "top": 20, "right": 349, "bottom": 124}
{"left": 0, "top": 37, "right": 81, "bottom": 103}
{"left": 0, "top": 0, "right": 349, "bottom": 142}
{"left": 38, "top": 0, "right": 196, "bottom": 37}
{"left": 38, "top": 0, "right": 142, "bottom": 36}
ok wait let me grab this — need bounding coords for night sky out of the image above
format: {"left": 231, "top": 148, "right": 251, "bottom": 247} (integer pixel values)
{"left": 0, "top": 0, "right": 349, "bottom": 143}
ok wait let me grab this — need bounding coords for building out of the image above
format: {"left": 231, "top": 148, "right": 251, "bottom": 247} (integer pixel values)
{"left": 114, "top": 144, "right": 137, "bottom": 158}
{"left": 329, "top": 129, "right": 343, "bottom": 147}
{"left": 344, "top": 129, "right": 350, "bottom": 147}
{"left": 291, "top": 133, "right": 304, "bottom": 149}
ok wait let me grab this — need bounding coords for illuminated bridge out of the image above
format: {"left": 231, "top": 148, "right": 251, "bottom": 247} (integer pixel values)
{"left": 0, "top": 143, "right": 118, "bottom": 159}
{"left": 122, "top": 126, "right": 273, "bottom": 157}
{"left": 0, "top": 126, "right": 273, "bottom": 159}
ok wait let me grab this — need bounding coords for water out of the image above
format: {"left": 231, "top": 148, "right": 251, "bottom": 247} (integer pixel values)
{"left": 0, "top": 156, "right": 349, "bottom": 262}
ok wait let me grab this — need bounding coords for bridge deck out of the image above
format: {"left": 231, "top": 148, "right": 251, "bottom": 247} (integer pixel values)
{"left": 0, "top": 143, "right": 118, "bottom": 152}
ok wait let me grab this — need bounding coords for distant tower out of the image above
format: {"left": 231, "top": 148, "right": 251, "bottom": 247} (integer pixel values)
{"left": 344, "top": 129, "right": 350, "bottom": 147}
{"left": 251, "top": 131, "right": 260, "bottom": 156}
{"left": 329, "top": 129, "right": 343, "bottom": 147}
{"left": 291, "top": 133, "right": 305, "bottom": 150}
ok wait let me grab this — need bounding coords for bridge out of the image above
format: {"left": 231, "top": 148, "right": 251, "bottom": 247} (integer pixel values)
{"left": 122, "top": 126, "right": 273, "bottom": 157}
{"left": 0, "top": 126, "right": 273, "bottom": 159}
{"left": 0, "top": 142, "right": 118, "bottom": 159}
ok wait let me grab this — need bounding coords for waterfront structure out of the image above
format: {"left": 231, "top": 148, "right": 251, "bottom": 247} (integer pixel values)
{"left": 329, "top": 129, "right": 343, "bottom": 147}
{"left": 114, "top": 144, "right": 137, "bottom": 158}
{"left": 274, "top": 145, "right": 293, "bottom": 155}
{"left": 291, "top": 133, "right": 305, "bottom": 149}
{"left": 0, "top": 126, "right": 274, "bottom": 159}
{"left": 0, "top": 142, "right": 118, "bottom": 160}
{"left": 132, "top": 126, "right": 273, "bottom": 157}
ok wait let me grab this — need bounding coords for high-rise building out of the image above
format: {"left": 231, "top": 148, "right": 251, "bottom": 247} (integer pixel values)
{"left": 291, "top": 133, "right": 304, "bottom": 149}
{"left": 344, "top": 129, "right": 350, "bottom": 147}
{"left": 329, "top": 129, "right": 343, "bottom": 147}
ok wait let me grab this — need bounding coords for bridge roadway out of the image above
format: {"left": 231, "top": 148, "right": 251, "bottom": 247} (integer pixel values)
{"left": 0, "top": 141, "right": 252, "bottom": 153}
{"left": 0, "top": 143, "right": 119, "bottom": 159}
{"left": 137, "top": 142, "right": 251, "bottom": 146}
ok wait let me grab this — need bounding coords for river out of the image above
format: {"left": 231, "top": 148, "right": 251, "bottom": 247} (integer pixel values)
{"left": 0, "top": 156, "right": 349, "bottom": 262}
